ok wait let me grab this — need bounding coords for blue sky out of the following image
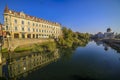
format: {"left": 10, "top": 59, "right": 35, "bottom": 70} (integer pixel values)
{"left": 0, "top": 0, "right": 120, "bottom": 34}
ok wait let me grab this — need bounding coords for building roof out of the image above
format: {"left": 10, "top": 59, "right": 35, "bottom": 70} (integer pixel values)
{"left": 4, "top": 5, "right": 61, "bottom": 26}
{"left": 107, "top": 28, "right": 112, "bottom": 32}
{"left": 4, "top": 5, "right": 9, "bottom": 13}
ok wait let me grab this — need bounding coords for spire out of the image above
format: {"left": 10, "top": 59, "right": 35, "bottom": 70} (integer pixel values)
{"left": 4, "top": 5, "right": 9, "bottom": 13}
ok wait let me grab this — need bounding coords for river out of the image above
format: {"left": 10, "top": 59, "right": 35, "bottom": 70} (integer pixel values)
{"left": 2, "top": 41, "right": 120, "bottom": 80}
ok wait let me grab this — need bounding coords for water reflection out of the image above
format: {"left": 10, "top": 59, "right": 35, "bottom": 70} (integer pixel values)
{"left": 70, "top": 74, "right": 95, "bottom": 80}
{"left": 1, "top": 40, "right": 120, "bottom": 80}
{"left": 1, "top": 49, "right": 60, "bottom": 80}
{"left": 95, "top": 40, "right": 103, "bottom": 46}
{"left": 94, "top": 40, "right": 120, "bottom": 53}
{"left": 103, "top": 43, "right": 109, "bottom": 51}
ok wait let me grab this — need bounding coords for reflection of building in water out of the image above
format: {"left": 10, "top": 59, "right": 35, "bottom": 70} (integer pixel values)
{"left": 2, "top": 49, "right": 59, "bottom": 80}
{"left": 95, "top": 40, "right": 103, "bottom": 46}
{"left": 103, "top": 43, "right": 109, "bottom": 51}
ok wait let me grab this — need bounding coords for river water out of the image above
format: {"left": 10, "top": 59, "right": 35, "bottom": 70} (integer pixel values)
{"left": 23, "top": 41, "right": 120, "bottom": 80}
{"left": 2, "top": 41, "right": 120, "bottom": 80}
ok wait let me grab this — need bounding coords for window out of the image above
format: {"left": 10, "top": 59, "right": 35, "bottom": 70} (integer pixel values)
{"left": 15, "top": 19, "right": 17, "bottom": 24}
{"left": 22, "top": 27, "right": 24, "bottom": 31}
{"left": 42, "top": 25, "right": 43, "bottom": 27}
{"left": 6, "top": 26, "right": 8, "bottom": 30}
{"left": 28, "top": 22, "right": 30, "bottom": 25}
{"left": 6, "top": 18, "right": 8, "bottom": 22}
{"left": 39, "top": 29, "right": 41, "bottom": 32}
{"left": 15, "top": 27, "right": 17, "bottom": 31}
{"left": 33, "top": 23, "right": 34, "bottom": 26}
{"left": 33, "top": 28, "right": 35, "bottom": 32}
{"left": 36, "top": 24, "right": 38, "bottom": 27}
{"left": 28, "top": 28, "right": 30, "bottom": 32}
{"left": 36, "top": 29, "right": 38, "bottom": 32}
{"left": 22, "top": 21, "right": 24, "bottom": 24}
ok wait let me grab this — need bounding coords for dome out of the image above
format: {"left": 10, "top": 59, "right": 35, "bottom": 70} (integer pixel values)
{"left": 107, "top": 28, "right": 112, "bottom": 32}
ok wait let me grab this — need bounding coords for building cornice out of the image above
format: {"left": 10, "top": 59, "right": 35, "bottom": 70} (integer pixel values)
{"left": 4, "top": 9, "right": 61, "bottom": 27}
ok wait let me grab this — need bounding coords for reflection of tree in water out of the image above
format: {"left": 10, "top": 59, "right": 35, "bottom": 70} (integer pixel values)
{"left": 59, "top": 42, "right": 88, "bottom": 62}
{"left": 59, "top": 47, "right": 74, "bottom": 61}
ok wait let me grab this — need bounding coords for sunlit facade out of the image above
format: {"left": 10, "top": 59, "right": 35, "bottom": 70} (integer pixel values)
{"left": 4, "top": 5, "right": 62, "bottom": 39}
{"left": 104, "top": 28, "right": 114, "bottom": 39}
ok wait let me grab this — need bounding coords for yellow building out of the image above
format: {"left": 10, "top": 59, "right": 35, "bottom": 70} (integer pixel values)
{"left": 4, "top": 5, "right": 62, "bottom": 39}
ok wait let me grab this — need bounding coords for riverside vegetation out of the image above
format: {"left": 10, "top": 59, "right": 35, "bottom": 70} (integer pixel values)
{"left": 14, "top": 27, "right": 90, "bottom": 52}
{"left": 2, "top": 27, "right": 90, "bottom": 58}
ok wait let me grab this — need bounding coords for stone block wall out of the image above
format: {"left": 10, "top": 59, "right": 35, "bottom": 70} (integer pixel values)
{"left": 3, "top": 38, "right": 54, "bottom": 51}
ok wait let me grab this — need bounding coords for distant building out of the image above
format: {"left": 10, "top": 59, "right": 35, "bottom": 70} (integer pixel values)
{"left": 3, "top": 5, "right": 62, "bottom": 39}
{"left": 95, "top": 32, "right": 104, "bottom": 39}
{"left": 104, "top": 28, "right": 114, "bottom": 39}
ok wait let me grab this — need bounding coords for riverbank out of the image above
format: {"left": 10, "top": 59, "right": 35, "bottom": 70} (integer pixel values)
{"left": 102, "top": 39, "right": 120, "bottom": 49}
{"left": 2, "top": 41, "right": 57, "bottom": 59}
{"left": 1, "top": 27, "right": 90, "bottom": 61}
{"left": 101, "top": 39, "right": 120, "bottom": 53}
{"left": 2, "top": 38, "right": 54, "bottom": 52}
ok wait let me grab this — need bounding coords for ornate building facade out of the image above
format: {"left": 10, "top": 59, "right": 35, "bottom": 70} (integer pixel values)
{"left": 4, "top": 5, "right": 62, "bottom": 39}
{"left": 104, "top": 28, "right": 114, "bottom": 39}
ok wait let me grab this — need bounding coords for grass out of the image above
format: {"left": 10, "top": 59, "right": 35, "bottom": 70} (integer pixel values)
{"left": 2, "top": 48, "right": 8, "bottom": 53}
{"left": 14, "top": 41, "right": 57, "bottom": 53}
{"left": 14, "top": 47, "right": 32, "bottom": 52}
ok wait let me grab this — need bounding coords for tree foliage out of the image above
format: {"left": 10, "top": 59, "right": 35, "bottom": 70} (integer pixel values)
{"left": 57, "top": 27, "right": 90, "bottom": 48}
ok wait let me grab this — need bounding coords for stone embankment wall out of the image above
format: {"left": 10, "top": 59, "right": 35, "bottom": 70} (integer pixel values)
{"left": 102, "top": 39, "right": 120, "bottom": 44}
{"left": 3, "top": 38, "right": 54, "bottom": 51}
{"left": 102, "top": 39, "right": 120, "bottom": 49}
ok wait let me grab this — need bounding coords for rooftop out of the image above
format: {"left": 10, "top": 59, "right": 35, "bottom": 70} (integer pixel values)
{"left": 4, "top": 5, "right": 61, "bottom": 26}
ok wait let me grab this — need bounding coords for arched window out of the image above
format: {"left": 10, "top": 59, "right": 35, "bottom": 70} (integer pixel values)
{"left": 22, "top": 27, "right": 24, "bottom": 31}
{"left": 14, "top": 19, "right": 17, "bottom": 24}
{"left": 28, "top": 22, "right": 30, "bottom": 25}
{"left": 33, "top": 23, "right": 34, "bottom": 26}
{"left": 28, "top": 28, "right": 30, "bottom": 32}
{"left": 6, "top": 26, "right": 8, "bottom": 30}
{"left": 22, "top": 21, "right": 24, "bottom": 25}
{"left": 15, "top": 26, "right": 17, "bottom": 31}
{"left": 6, "top": 18, "right": 8, "bottom": 22}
